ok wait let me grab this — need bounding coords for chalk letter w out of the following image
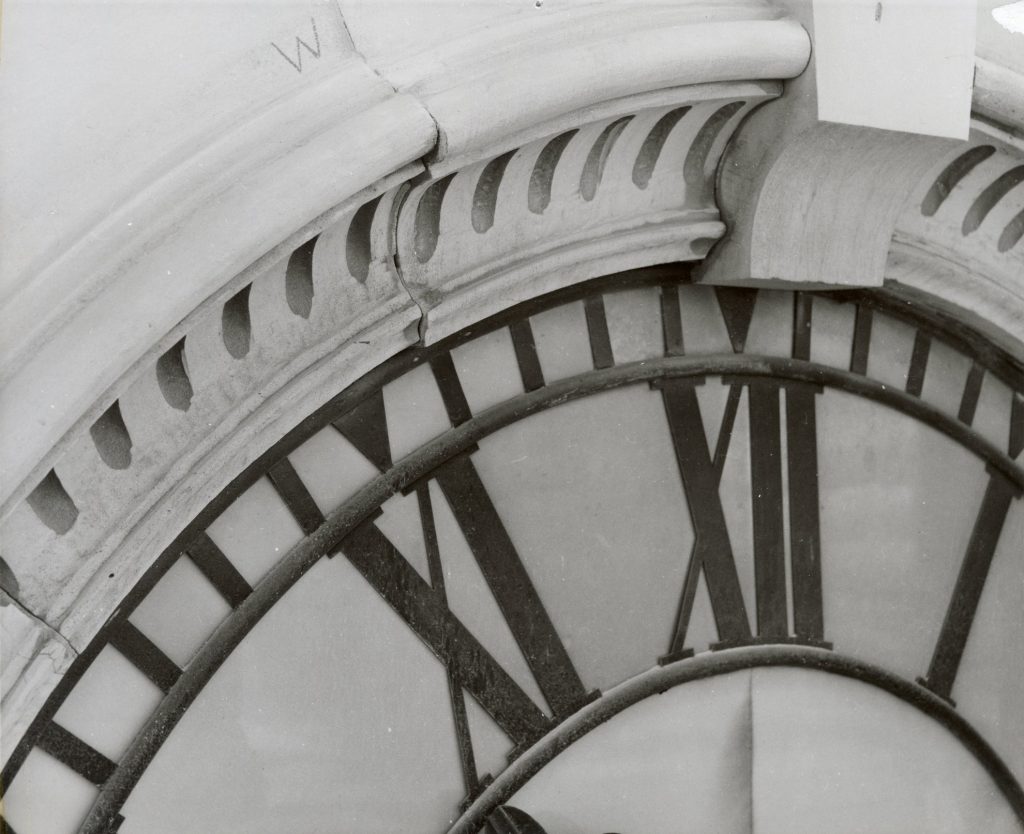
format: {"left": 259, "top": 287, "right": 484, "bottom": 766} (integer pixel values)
{"left": 271, "top": 18, "right": 321, "bottom": 73}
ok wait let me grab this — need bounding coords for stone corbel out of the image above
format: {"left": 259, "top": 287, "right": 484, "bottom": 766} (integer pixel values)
{"left": 351, "top": 0, "right": 811, "bottom": 344}
{"left": 701, "top": 117, "right": 1024, "bottom": 355}
{"left": 699, "top": 2, "right": 1024, "bottom": 357}
{"left": 701, "top": 120, "right": 961, "bottom": 289}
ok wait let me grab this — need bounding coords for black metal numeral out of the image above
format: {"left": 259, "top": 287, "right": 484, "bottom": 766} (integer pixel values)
{"left": 434, "top": 456, "right": 595, "bottom": 720}
{"left": 417, "top": 484, "right": 481, "bottom": 797}
{"left": 267, "top": 458, "right": 324, "bottom": 535}
{"left": 747, "top": 382, "right": 788, "bottom": 640}
{"left": 107, "top": 620, "right": 181, "bottom": 694}
{"left": 919, "top": 470, "right": 1021, "bottom": 702}
{"left": 36, "top": 722, "right": 116, "bottom": 786}
{"left": 786, "top": 383, "right": 826, "bottom": 643}
{"left": 426, "top": 353, "right": 595, "bottom": 721}
{"left": 340, "top": 519, "right": 552, "bottom": 750}
{"left": 747, "top": 379, "right": 828, "bottom": 645}
{"left": 331, "top": 389, "right": 393, "bottom": 473}
{"left": 186, "top": 533, "right": 253, "bottom": 609}
{"left": 660, "top": 379, "right": 752, "bottom": 658}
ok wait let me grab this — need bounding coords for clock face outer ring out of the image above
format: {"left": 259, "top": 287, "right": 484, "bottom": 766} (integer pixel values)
{"left": 3, "top": 271, "right": 1023, "bottom": 834}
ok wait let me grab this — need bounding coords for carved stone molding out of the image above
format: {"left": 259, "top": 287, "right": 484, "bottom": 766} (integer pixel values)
{"left": 0, "top": 69, "right": 438, "bottom": 522}
{"left": 974, "top": 57, "right": 1024, "bottom": 140}
{"left": 0, "top": 2, "right": 810, "bottom": 764}
{"left": 1, "top": 181, "right": 424, "bottom": 759}
{"left": 1, "top": 82, "right": 771, "bottom": 652}
{"left": 339, "top": 0, "right": 809, "bottom": 170}
{"left": 888, "top": 133, "right": 1024, "bottom": 356}
{"left": 398, "top": 85, "right": 776, "bottom": 345}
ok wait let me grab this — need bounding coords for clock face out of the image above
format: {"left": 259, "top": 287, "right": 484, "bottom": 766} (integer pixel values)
{"left": 2, "top": 269, "right": 1023, "bottom": 834}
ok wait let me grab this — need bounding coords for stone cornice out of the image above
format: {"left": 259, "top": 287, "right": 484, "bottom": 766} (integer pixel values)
{"left": 974, "top": 56, "right": 1024, "bottom": 143}
{"left": 0, "top": 1, "right": 810, "bottom": 765}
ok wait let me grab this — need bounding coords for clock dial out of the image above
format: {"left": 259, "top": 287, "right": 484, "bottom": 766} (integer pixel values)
{"left": 503, "top": 668, "right": 1023, "bottom": 834}
{"left": 2, "top": 271, "right": 1022, "bottom": 834}
{"left": 485, "top": 806, "right": 550, "bottom": 834}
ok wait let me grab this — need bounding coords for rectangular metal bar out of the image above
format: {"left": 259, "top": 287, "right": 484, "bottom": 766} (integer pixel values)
{"left": 905, "top": 331, "right": 931, "bottom": 398}
{"left": 1011, "top": 394, "right": 1024, "bottom": 459}
{"left": 416, "top": 486, "right": 479, "bottom": 796}
{"left": 660, "top": 284, "right": 685, "bottom": 357}
{"left": 958, "top": 362, "right": 985, "bottom": 426}
{"left": 186, "top": 532, "right": 253, "bottom": 609}
{"left": 850, "top": 305, "right": 873, "bottom": 375}
{"left": 435, "top": 456, "right": 593, "bottom": 719}
{"left": 792, "top": 292, "right": 813, "bottom": 361}
{"left": 786, "top": 384, "right": 826, "bottom": 642}
{"left": 747, "top": 383, "right": 788, "bottom": 640}
{"left": 107, "top": 620, "right": 181, "bottom": 694}
{"left": 36, "top": 722, "right": 116, "bottom": 786}
{"left": 340, "top": 520, "right": 551, "bottom": 749}
{"left": 712, "top": 384, "right": 743, "bottom": 483}
{"left": 267, "top": 458, "right": 325, "bottom": 536}
{"left": 583, "top": 295, "right": 615, "bottom": 369}
{"left": 431, "top": 353, "right": 473, "bottom": 427}
{"left": 508, "top": 320, "right": 545, "bottom": 392}
{"left": 920, "top": 471, "right": 1019, "bottom": 700}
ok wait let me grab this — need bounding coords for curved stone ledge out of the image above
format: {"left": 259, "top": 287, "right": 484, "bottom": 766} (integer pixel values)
{"left": 883, "top": 130, "right": 1024, "bottom": 357}
{"left": 0, "top": 597, "right": 76, "bottom": 771}
{"left": 341, "top": 0, "right": 809, "bottom": 170}
{"left": 3, "top": 182, "right": 417, "bottom": 632}
{"left": 396, "top": 85, "right": 775, "bottom": 345}
{"left": 975, "top": 57, "right": 1024, "bottom": 140}
{"left": 0, "top": 2, "right": 813, "bottom": 765}
{"left": 0, "top": 76, "right": 438, "bottom": 520}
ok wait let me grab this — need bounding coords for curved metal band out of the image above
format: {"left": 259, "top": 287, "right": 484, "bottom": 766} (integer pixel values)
{"left": 450, "top": 645, "right": 1024, "bottom": 833}
{"left": 74, "top": 352, "right": 1024, "bottom": 832}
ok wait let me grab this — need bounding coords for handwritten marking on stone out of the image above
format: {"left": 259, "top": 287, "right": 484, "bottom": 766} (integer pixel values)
{"left": 271, "top": 18, "right": 321, "bottom": 73}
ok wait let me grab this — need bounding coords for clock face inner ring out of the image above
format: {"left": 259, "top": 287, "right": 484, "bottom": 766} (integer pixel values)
{"left": 467, "top": 657, "right": 1020, "bottom": 834}
{"left": 4, "top": 270, "right": 1023, "bottom": 834}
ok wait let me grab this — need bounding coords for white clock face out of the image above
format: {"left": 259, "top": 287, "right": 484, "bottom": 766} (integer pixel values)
{"left": 502, "top": 667, "right": 1019, "bottom": 834}
{"left": 3, "top": 272, "right": 1022, "bottom": 834}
